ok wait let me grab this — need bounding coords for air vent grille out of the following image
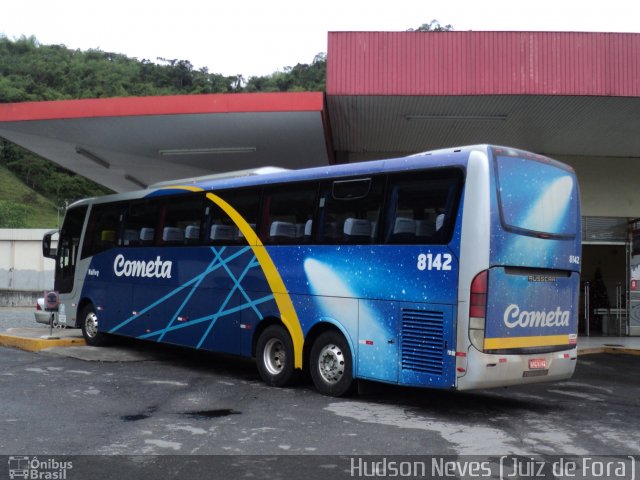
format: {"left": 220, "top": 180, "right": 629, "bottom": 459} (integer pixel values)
{"left": 401, "top": 309, "right": 445, "bottom": 375}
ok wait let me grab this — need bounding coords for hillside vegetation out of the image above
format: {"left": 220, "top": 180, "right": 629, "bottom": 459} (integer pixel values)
{"left": 0, "top": 35, "right": 328, "bottom": 227}
{"left": 0, "top": 35, "right": 326, "bottom": 102}
{"left": 0, "top": 164, "right": 58, "bottom": 227}
{"left": 0, "top": 23, "right": 451, "bottom": 227}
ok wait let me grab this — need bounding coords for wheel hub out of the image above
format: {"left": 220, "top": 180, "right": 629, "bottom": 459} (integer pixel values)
{"left": 263, "top": 338, "right": 286, "bottom": 375}
{"left": 85, "top": 313, "right": 98, "bottom": 338}
{"left": 318, "top": 344, "right": 344, "bottom": 384}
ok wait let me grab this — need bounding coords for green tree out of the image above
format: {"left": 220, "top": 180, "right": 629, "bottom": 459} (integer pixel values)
{"left": 245, "top": 52, "right": 326, "bottom": 92}
{"left": 0, "top": 140, "right": 22, "bottom": 165}
{"left": 408, "top": 20, "right": 454, "bottom": 32}
{"left": 0, "top": 200, "right": 29, "bottom": 227}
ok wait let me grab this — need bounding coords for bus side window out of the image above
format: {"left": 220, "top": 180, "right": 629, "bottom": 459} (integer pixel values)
{"left": 123, "top": 200, "right": 161, "bottom": 246}
{"left": 261, "top": 184, "right": 317, "bottom": 245}
{"left": 81, "top": 203, "right": 124, "bottom": 258}
{"left": 159, "top": 194, "right": 205, "bottom": 246}
{"left": 320, "top": 177, "right": 384, "bottom": 245}
{"left": 205, "top": 189, "right": 260, "bottom": 245}
{"left": 385, "top": 169, "right": 463, "bottom": 245}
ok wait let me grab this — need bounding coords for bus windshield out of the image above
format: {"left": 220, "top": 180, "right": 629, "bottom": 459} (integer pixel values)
{"left": 495, "top": 154, "right": 578, "bottom": 237}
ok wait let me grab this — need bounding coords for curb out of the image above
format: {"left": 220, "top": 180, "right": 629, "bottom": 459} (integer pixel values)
{"left": 578, "top": 346, "right": 640, "bottom": 356}
{"left": 577, "top": 347, "right": 606, "bottom": 356}
{"left": 603, "top": 347, "right": 640, "bottom": 356}
{"left": 0, "top": 333, "right": 86, "bottom": 352}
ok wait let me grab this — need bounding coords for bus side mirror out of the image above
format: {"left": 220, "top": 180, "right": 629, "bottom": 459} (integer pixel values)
{"left": 42, "top": 230, "right": 58, "bottom": 259}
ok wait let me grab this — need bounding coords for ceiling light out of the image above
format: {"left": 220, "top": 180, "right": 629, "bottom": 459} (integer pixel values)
{"left": 125, "top": 174, "right": 147, "bottom": 189}
{"left": 158, "top": 147, "right": 257, "bottom": 156}
{"left": 405, "top": 114, "right": 508, "bottom": 121}
{"left": 75, "top": 146, "right": 110, "bottom": 168}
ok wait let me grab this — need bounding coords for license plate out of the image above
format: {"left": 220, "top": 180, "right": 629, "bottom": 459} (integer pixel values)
{"left": 529, "top": 358, "right": 547, "bottom": 370}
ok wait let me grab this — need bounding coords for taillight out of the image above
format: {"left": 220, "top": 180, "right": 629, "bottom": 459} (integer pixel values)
{"left": 470, "top": 271, "right": 487, "bottom": 317}
{"left": 469, "top": 270, "right": 488, "bottom": 351}
{"left": 36, "top": 302, "right": 42, "bottom": 311}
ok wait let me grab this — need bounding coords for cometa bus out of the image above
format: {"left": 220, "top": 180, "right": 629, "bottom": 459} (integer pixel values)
{"left": 42, "top": 145, "right": 581, "bottom": 396}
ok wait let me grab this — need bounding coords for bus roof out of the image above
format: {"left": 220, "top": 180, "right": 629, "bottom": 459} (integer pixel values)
{"left": 184, "top": 144, "right": 483, "bottom": 192}
{"left": 68, "top": 144, "right": 558, "bottom": 208}
{"left": 146, "top": 167, "right": 291, "bottom": 189}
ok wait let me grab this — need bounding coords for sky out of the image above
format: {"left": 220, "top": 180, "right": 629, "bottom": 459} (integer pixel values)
{"left": 2, "top": 0, "right": 639, "bottom": 78}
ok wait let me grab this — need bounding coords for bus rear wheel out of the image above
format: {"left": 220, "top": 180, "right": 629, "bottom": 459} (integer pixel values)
{"left": 256, "top": 325, "right": 298, "bottom": 387}
{"left": 80, "top": 304, "right": 110, "bottom": 347}
{"left": 310, "top": 330, "right": 355, "bottom": 397}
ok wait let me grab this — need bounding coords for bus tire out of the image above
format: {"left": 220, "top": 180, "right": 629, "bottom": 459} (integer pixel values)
{"left": 256, "top": 325, "right": 298, "bottom": 387}
{"left": 79, "top": 304, "right": 110, "bottom": 347}
{"left": 310, "top": 330, "right": 355, "bottom": 397}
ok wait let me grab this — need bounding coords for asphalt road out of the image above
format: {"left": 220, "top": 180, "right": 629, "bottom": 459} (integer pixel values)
{"left": 1, "top": 308, "right": 639, "bottom": 479}
{"left": 1, "top": 338, "right": 638, "bottom": 456}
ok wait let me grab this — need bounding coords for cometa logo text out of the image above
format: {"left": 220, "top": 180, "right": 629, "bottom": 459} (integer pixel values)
{"left": 113, "top": 254, "right": 173, "bottom": 279}
{"left": 503, "top": 304, "right": 570, "bottom": 329}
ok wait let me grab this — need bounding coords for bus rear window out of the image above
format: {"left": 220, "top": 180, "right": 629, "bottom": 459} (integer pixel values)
{"left": 495, "top": 155, "right": 578, "bottom": 237}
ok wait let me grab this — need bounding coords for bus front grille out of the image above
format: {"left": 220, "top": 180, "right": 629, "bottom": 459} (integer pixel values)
{"left": 401, "top": 309, "right": 445, "bottom": 375}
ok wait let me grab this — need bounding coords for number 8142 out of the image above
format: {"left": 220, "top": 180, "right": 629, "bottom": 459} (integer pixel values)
{"left": 417, "top": 253, "right": 452, "bottom": 271}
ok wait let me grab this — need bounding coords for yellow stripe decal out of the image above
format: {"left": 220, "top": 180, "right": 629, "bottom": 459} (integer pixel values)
{"left": 160, "top": 185, "right": 204, "bottom": 193}
{"left": 484, "top": 335, "right": 570, "bottom": 350}
{"left": 204, "top": 192, "right": 304, "bottom": 368}
{"left": 157, "top": 186, "right": 304, "bottom": 368}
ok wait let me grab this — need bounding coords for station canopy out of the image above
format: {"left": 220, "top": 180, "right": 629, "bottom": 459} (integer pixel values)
{"left": 2, "top": 32, "right": 640, "bottom": 194}
{"left": 0, "top": 92, "right": 331, "bottom": 192}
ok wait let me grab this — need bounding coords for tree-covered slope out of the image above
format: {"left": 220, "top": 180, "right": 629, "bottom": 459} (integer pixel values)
{"left": 0, "top": 164, "right": 58, "bottom": 227}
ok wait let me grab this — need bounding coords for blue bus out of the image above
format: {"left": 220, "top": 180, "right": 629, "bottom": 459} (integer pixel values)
{"left": 43, "top": 145, "right": 581, "bottom": 396}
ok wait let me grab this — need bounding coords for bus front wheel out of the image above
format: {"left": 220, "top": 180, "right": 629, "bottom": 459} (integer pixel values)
{"left": 80, "top": 304, "right": 110, "bottom": 347}
{"left": 256, "top": 325, "right": 298, "bottom": 387}
{"left": 310, "top": 330, "right": 355, "bottom": 397}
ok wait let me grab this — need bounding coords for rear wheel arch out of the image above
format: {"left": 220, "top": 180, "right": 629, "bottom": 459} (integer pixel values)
{"left": 255, "top": 322, "right": 300, "bottom": 387}
{"left": 308, "top": 327, "right": 356, "bottom": 397}
{"left": 304, "top": 321, "right": 357, "bottom": 377}
{"left": 252, "top": 316, "right": 285, "bottom": 358}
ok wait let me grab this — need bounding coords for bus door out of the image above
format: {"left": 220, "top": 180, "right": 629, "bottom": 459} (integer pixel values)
{"left": 55, "top": 206, "right": 88, "bottom": 295}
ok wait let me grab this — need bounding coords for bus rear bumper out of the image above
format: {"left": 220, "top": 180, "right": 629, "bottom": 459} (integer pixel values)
{"left": 455, "top": 347, "right": 578, "bottom": 390}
